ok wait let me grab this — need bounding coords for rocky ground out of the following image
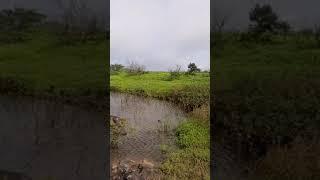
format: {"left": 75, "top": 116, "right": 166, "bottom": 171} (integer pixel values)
{"left": 111, "top": 159, "right": 161, "bottom": 180}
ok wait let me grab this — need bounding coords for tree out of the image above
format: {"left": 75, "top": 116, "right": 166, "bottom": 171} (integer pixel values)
{"left": 126, "top": 61, "right": 146, "bottom": 75}
{"left": 0, "top": 8, "right": 46, "bottom": 43}
{"left": 110, "top": 64, "right": 124, "bottom": 72}
{"left": 0, "top": 8, "right": 46, "bottom": 32}
{"left": 249, "top": 4, "right": 290, "bottom": 35}
{"left": 187, "top": 63, "right": 200, "bottom": 74}
{"left": 212, "top": 8, "right": 229, "bottom": 49}
{"left": 168, "top": 65, "right": 182, "bottom": 80}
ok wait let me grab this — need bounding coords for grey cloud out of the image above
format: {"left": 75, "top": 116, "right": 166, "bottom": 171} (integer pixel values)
{"left": 111, "top": 0, "right": 210, "bottom": 71}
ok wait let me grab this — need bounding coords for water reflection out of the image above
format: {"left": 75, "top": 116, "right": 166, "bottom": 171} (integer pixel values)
{"left": 110, "top": 92, "right": 186, "bottom": 164}
{"left": 0, "top": 95, "right": 106, "bottom": 180}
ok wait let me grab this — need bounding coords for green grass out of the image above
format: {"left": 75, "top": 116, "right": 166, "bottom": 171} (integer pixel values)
{"left": 0, "top": 30, "right": 108, "bottom": 97}
{"left": 213, "top": 33, "right": 320, "bottom": 179}
{"left": 111, "top": 71, "right": 209, "bottom": 96}
{"left": 213, "top": 34, "right": 320, "bottom": 141}
{"left": 111, "top": 71, "right": 209, "bottom": 109}
{"left": 110, "top": 71, "right": 210, "bottom": 179}
{"left": 160, "top": 120, "right": 210, "bottom": 180}
{"left": 214, "top": 34, "right": 320, "bottom": 90}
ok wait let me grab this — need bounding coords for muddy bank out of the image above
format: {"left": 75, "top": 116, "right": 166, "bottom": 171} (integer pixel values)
{"left": 0, "top": 95, "right": 107, "bottom": 180}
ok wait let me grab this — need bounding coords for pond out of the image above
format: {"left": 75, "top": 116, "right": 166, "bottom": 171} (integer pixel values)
{"left": 0, "top": 95, "right": 107, "bottom": 180}
{"left": 110, "top": 92, "right": 186, "bottom": 165}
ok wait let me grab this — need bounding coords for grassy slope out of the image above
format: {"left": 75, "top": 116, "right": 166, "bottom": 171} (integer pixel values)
{"left": 0, "top": 31, "right": 108, "bottom": 96}
{"left": 215, "top": 39, "right": 320, "bottom": 92}
{"left": 214, "top": 35, "right": 320, "bottom": 139}
{"left": 111, "top": 71, "right": 209, "bottom": 97}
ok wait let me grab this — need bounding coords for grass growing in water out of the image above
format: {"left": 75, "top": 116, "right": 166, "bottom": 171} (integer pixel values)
{"left": 110, "top": 118, "right": 127, "bottom": 148}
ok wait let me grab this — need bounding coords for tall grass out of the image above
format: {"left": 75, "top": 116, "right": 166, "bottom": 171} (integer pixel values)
{"left": 249, "top": 138, "right": 320, "bottom": 180}
{"left": 160, "top": 106, "right": 210, "bottom": 179}
{"left": 213, "top": 32, "right": 320, "bottom": 178}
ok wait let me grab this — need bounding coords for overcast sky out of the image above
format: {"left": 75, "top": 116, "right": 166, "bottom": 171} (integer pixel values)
{"left": 2, "top": 0, "right": 320, "bottom": 71}
{"left": 110, "top": 0, "right": 210, "bottom": 71}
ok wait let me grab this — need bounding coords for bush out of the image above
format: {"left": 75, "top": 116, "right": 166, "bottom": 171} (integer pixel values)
{"left": 167, "top": 65, "right": 182, "bottom": 80}
{"left": 249, "top": 4, "right": 290, "bottom": 38}
{"left": 0, "top": 8, "right": 46, "bottom": 43}
{"left": 187, "top": 63, "right": 201, "bottom": 75}
{"left": 125, "top": 61, "right": 146, "bottom": 75}
{"left": 110, "top": 64, "right": 124, "bottom": 72}
{"left": 171, "top": 84, "right": 209, "bottom": 112}
{"left": 160, "top": 120, "right": 210, "bottom": 179}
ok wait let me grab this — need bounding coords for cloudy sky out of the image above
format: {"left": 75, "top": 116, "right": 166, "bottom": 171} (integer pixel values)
{"left": 110, "top": 0, "right": 210, "bottom": 71}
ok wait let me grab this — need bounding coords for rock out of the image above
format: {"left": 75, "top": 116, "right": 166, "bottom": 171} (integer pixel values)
{"left": 112, "top": 159, "right": 157, "bottom": 180}
{"left": 142, "top": 160, "right": 154, "bottom": 169}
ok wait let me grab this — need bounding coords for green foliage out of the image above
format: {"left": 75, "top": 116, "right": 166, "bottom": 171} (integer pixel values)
{"left": 110, "top": 118, "right": 127, "bottom": 148}
{"left": 176, "top": 121, "right": 209, "bottom": 148}
{"left": 125, "top": 61, "right": 146, "bottom": 75}
{"left": 110, "top": 64, "right": 124, "bottom": 72}
{"left": 170, "top": 83, "right": 209, "bottom": 111}
{"left": 160, "top": 144, "right": 170, "bottom": 154}
{"left": 160, "top": 120, "right": 210, "bottom": 179}
{"left": 0, "top": 8, "right": 46, "bottom": 43}
{"left": 110, "top": 64, "right": 125, "bottom": 75}
{"left": 110, "top": 72, "right": 209, "bottom": 110}
{"left": 187, "top": 62, "right": 201, "bottom": 74}
{"left": 56, "top": 30, "right": 106, "bottom": 46}
{"left": 213, "top": 32, "right": 320, "bottom": 145}
{"left": 167, "top": 65, "right": 182, "bottom": 81}
{"left": 249, "top": 4, "right": 290, "bottom": 35}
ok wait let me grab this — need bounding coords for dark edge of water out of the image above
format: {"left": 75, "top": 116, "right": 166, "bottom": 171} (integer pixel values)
{"left": 109, "top": 90, "right": 195, "bottom": 114}
{"left": 0, "top": 89, "right": 108, "bottom": 112}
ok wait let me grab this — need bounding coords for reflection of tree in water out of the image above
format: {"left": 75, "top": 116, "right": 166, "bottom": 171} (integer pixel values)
{"left": 110, "top": 92, "right": 186, "bottom": 166}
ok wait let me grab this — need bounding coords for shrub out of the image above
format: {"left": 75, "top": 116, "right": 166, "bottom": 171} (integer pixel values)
{"left": 167, "top": 65, "right": 182, "bottom": 80}
{"left": 0, "top": 8, "right": 46, "bottom": 43}
{"left": 248, "top": 4, "right": 290, "bottom": 39}
{"left": 171, "top": 84, "right": 209, "bottom": 112}
{"left": 125, "top": 61, "right": 146, "bottom": 75}
{"left": 187, "top": 63, "right": 201, "bottom": 75}
{"left": 110, "top": 64, "right": 124, "bottom": 72}
{"left": 160, "top": 120, "right": 210, "bottom": 179}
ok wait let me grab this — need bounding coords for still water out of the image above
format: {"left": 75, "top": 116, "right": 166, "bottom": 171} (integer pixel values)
{"left": 110, "top": 92, "right": 186, "bottom": 165}
{"left": 0, "top": 95, "right": 107, "bottom": 180}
